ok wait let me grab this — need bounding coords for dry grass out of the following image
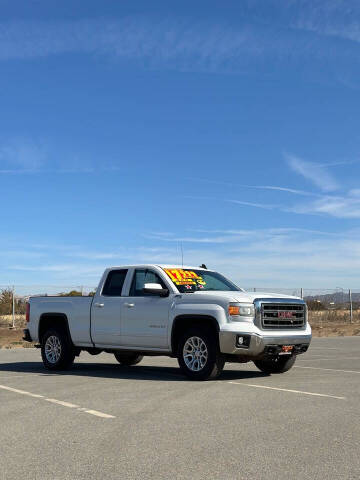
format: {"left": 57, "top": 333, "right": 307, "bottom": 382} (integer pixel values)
{"left": 0, "top": 327, "right": 34, "bottom": 349}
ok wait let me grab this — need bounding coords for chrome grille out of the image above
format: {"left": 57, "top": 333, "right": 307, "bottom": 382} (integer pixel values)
{"left": 261, "top": 303, "right": 306, "bottom": 329}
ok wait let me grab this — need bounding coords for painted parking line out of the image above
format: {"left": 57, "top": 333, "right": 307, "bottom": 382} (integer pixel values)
{"left": 295, "top": 366, "right": 360, "bottom": 374}
{"left": 228, "top": 381, "right": 346, "bottom": 400}
{"left": 0, "top": 384, "right": 44, "bottom": 398}
{"left": 0, "top": 383, "right": 115, "bottom": 418}
{"left": 0, "top": 374, "right": 61, "bottom": 379}
{"left": 45, "top": 398, "right": 79, "bottom": 408}
{"left": 77, "top": 408, "right": 115, "bottom": 419}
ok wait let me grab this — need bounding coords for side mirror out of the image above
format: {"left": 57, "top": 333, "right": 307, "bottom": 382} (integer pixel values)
{"left": 143, "top": 283, "right": 169, "bottom": 297}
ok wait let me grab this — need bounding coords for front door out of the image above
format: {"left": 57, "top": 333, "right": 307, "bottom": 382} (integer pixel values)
{"left": 121, "top": 269, "right": 171, "bottom": 348}
{"left": 91, "top": 269, "right": 128, "bottom": 347}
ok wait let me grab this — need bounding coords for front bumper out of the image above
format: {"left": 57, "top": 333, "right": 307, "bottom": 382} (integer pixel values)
{"left": 219, "top": 330, "right": 312, "bottom": 358}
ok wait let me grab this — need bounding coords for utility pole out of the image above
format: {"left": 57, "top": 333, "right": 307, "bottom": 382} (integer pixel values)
{"left": 11, "top": 286, "right": 15, "bottom": 329}
{"left": 349, "top": 289, "right": 353, "bottom": 324}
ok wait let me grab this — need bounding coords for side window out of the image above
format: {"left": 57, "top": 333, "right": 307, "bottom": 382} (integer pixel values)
{"left": 102, "top": 270, "right": 128, "bottom": 296}
{"left": 130, "top": 269, "right": 166, "bottom": 297}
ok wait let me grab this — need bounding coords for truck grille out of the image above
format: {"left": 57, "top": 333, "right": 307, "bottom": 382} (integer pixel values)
{"left": 261, "top": 303, "right": 305, "bottom": 329}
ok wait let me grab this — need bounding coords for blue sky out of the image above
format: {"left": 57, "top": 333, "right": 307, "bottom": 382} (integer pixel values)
{"left": 1, "top": 0, "right": 360, "bottom": 289}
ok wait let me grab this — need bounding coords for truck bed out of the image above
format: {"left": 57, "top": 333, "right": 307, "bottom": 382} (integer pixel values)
{"left": 28, "top": 296, "right": 94, "bottom": 345}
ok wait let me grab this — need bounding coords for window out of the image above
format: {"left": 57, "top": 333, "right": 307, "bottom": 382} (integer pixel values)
{"left": 102, "top": 270, "right": 128, "bottom": 296}
{"left": 162, "top": 268, "right": 240, "bottom": 293}
{"left": 130, "top": 269, "right": 167, "bottom": 297}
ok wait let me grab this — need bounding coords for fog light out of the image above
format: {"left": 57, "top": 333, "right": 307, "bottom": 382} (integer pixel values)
{"left": 236, "top": 335, "right": 250, "bottom": 348}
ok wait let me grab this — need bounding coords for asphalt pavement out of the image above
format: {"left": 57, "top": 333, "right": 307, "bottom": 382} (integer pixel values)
{"left": 0, "top": 336, "right": 359, "bottom": 480}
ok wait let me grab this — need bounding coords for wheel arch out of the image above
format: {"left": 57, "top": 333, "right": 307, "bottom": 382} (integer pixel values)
{"left": 38, "top": 313, "right": 72, "bottom": 344}
{"left": 171, "top": 314, "right": 220, "bottom": 354}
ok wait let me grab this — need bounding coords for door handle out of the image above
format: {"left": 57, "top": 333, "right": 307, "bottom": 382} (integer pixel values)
{"left": 124, "top": 303, "right": 135, "bottom": 308}
{"left": 94, "top": 302, "right": 104, "bottom": 308}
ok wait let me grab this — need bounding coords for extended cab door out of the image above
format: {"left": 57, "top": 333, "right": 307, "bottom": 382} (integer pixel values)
{"left": 120, "top": 268, "right": 172, "bottom": 348}
{"left": 91, "top": 269, "right": 129, "bottom": 347}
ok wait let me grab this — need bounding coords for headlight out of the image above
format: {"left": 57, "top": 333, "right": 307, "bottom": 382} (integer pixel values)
{"left": 228, "top": 303, "right": 255, "bottom": 321}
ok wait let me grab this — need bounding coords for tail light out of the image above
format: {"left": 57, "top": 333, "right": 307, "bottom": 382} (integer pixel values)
{"left": 26, "top": 303, "right": 30, "bottom": 323}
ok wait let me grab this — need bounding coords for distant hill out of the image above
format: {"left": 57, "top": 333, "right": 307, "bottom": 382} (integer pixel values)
{"left": 304, "top": 291, "right": 360, "bottom": 305}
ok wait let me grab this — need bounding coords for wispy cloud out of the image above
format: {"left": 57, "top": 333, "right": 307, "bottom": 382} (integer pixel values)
{"left": 0, "top": 168, "right": 96, "bottom": 175}
{"left": 0, "top": 17, "right": 264, "bottom": 68}
{"left": 0, "top": 137, "right": 126, "bottom": 175}
{"left": 292, "top": 194, "right": 360, "bottom": 219}
{"left": 0, "top": 137, "right": 46, "bottom": 170}
{"left": 4, "top": 227, "right": 360, "bottom": 287}
{"left": 189, "top": 151, "right": 360, "bottom": 219}
{"left": 246, "top": 185, "right": 320, "bottom": 197}
{"left": 188, "top": 178, "right": 319, "bottom": 197}
{"left": 0, "top": 12, "right": 359, "bottom": 75}
{"left": 294, "top": 0, "right": 360, "bottom": 44}
{"left": 286, "top": 153, "right": 340, "bottom": 192}
{"left": 225, "top": 199, "right": 280, "bottom": 210}
{"left": 146, "top": 227, "right": 341, "bottom": 245}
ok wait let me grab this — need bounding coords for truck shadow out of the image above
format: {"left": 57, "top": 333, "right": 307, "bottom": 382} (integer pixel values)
{"left": 0, "top": 361, "right": 268, "bottom": 381}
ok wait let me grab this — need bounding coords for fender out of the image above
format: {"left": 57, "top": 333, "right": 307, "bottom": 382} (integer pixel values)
{"left": 170, "top": 303, "right": 227, "bottom": 354}
{"left": 38, "top": 312, "right": 72, "bottom": 344}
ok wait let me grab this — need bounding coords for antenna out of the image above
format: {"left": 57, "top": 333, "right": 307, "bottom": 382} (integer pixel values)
{"left": 180, "top": 242, "right": 184, "bottom": 267}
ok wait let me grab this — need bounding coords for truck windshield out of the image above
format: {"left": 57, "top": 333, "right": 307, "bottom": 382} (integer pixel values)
{"left": 162, "top": 268, "right": 240, "bottom": 293}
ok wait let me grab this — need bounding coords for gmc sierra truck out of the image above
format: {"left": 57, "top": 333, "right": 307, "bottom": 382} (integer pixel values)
{"left": 24, "top": 265, "right": 312, "bottom": 380}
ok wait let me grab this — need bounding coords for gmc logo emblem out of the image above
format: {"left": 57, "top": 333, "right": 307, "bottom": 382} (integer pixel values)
{"left": 278, "top": 311, "right": 295, "bottom": 319}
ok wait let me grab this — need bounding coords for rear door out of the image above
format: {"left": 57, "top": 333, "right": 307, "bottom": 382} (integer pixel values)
{"left": 120, "top": 268, "right": 172, "bottom": 348}
{"left": 91, "top": 269, "right": 128, "bottom": 347}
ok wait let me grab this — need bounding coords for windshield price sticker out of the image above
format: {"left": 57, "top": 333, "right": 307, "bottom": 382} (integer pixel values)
{"left": 164, "top": 269, "right": 206, "bottom": 286}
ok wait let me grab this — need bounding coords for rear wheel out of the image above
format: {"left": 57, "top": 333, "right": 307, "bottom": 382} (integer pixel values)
{"left": 114, "top": 352, "right": 143, "bottom": 366}
{"left": 254, "top": 355, "right": 296, "bottom": 374}
{"left": 41, "top": 328, "right": 75, "bottom": 370}
{"left": 177, "top": 327, "right": 225, "bottom": 380}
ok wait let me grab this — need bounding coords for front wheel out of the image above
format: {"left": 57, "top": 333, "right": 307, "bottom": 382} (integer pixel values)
{"left": 114, "top": 353, "right": 143, "bottom": 366}
{"left": 177, "top": 327, "right": 225, "bottom": 380}
{"left": 254, "top": 355, "right": 296, "bottom": 374}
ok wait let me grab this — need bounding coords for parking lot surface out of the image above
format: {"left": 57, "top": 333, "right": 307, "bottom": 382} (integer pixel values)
{"left": 0, "top": 336, "right": 359, "bottom": 480}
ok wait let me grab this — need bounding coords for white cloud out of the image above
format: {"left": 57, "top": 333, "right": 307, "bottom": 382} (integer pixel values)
{"left": 0, "top": 17, "right": 261, "bottom": 68}
{"left": 190, "top": 179, "right": 320, "bottom": 197}
{"left": 0, "top": 137, "right": 46, "bottom": 170}
{"left": 244, "top": 185, "right": 320, "bottom": 197}
{"left": 4, "top": 227, "right": 360, "bottom": 288}
{"left": 226, "top": 199, "right": 281, "bottom": 210}
{"left": 0, "top": 13, "right": 358, "bottom": 74}
{"left": 292, "top": 194, "right": 360, "bottom": 218}
{"left": 0, "top": 137, "right": 126, "bottom": 175}
{"left": 286, "top": 153, "right": 340, "bottom": 192}
{"left": 294, "top": 0, "right": 360, "bottom": 44}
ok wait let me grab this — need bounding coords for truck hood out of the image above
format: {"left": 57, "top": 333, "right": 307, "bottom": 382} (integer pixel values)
{"left": 191, "top": 290, "right": 302, "bottom": 302}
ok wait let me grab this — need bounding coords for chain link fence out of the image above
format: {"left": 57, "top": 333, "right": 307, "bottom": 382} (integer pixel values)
{"left": 0, "top": 285, "right": 359, "bottom": 330}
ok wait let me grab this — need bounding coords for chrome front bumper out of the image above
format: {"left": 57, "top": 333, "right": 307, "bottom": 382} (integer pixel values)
{"left": 219, "top": 330, "right": 312, "bottom": 357}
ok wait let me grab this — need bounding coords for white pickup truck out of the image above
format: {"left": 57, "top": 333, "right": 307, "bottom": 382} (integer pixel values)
{"left": 24, "top": 264, "right": 312, "bottom": 380}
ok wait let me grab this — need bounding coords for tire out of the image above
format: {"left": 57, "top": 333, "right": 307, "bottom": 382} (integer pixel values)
{"left": 114, "top": 353, "right": 143, "bottom": 366}
{"left": 41, "top": 328, "right": 75, "bottom": 371}
{"left": 254, "top": 355, "right": 296, "bottom": 374}
{"left": 177, "top": 327, "right": 225, "bottom": 380}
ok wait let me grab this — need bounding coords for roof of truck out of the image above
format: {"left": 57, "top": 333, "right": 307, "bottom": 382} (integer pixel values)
{"left": 157, "top": 264, "right": 209, "bottom": 270}
{"left": 105, "top": 264, "right": 211, "bottom": 270}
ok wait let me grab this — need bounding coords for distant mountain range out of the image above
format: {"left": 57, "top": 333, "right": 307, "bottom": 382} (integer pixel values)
{"left": 304, "top": 291, "right": 360, "bottom": 304}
